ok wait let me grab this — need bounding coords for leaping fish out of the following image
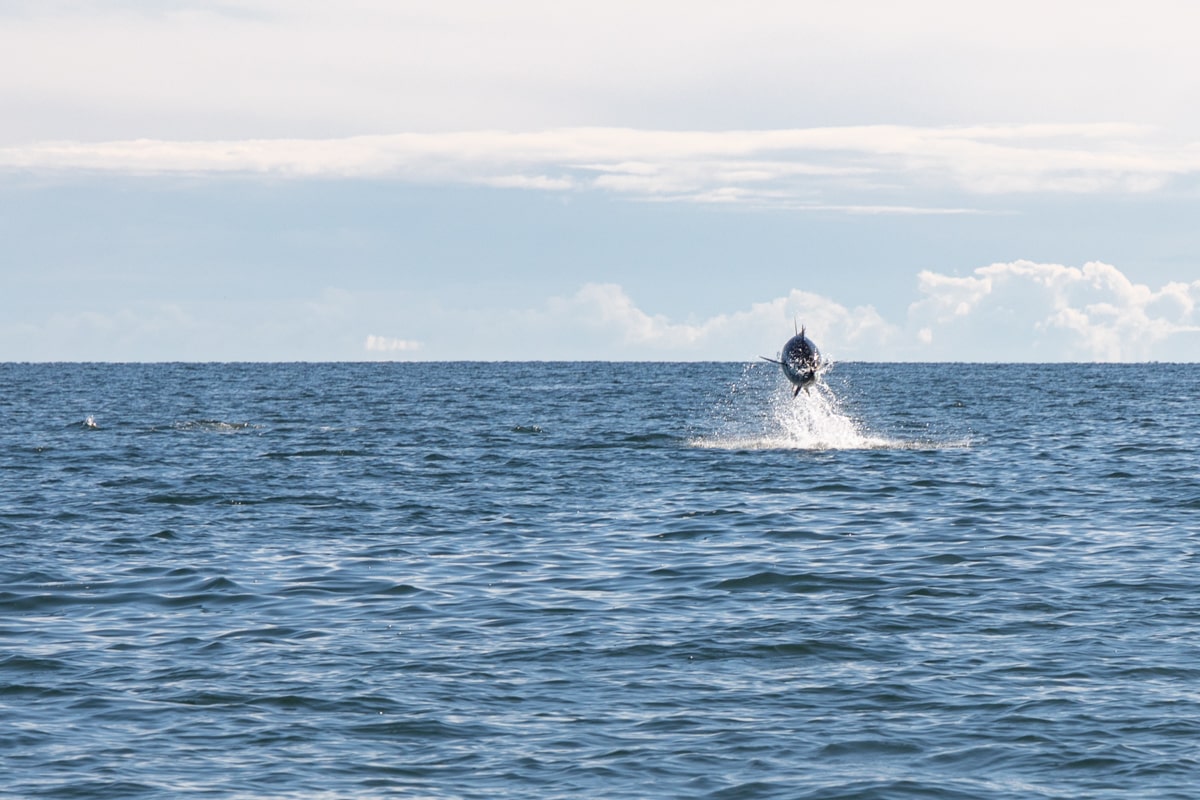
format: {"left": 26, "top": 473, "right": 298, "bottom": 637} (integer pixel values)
{"left": 761, "top": 323, "right": 823, "bottom": 397}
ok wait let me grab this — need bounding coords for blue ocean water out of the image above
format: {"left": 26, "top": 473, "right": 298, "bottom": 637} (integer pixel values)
{"left": 2, "top": 361, "right": 1199, "bottom": 799}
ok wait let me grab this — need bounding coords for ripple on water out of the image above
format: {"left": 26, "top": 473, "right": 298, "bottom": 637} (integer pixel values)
{"left": 3, "top": 362, "right": 1200, "bottom": 800}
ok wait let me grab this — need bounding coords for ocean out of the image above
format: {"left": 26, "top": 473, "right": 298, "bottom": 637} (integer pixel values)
{"left": 2, "top": 361, "right": 1198, "bottom": 799}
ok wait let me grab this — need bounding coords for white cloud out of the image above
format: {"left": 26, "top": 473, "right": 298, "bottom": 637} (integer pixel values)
{"left": 364, "top": 334, "right": 423, "bottom": 355}
{"left": 529, "top": 283, "right": 897, "bottom": 360}
{"left": 4, "top": 125, "right": 1198, "bottom": 212}
{"left": 10, "top": 268, "right": 1198, "bottom": 362}
{"left": 482, "top": 174, "right": 574, "bottom": 191}
{"left": 2, "top": 291, "right": 430, "bottom": 361}
{"left": 909, "top": 260, "right": 1200, "bottom": 361}
{"left": 502, "top": 264, "right": 1200, "bottom": 362}
{"left": 4, "top": 0, "right": 1200, "bottom": 143}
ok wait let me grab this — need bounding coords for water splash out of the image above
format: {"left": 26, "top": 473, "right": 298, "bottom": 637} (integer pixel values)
{"left": 761, "top": 382, "right": 896, "bottom": 450}
{"left": 170, "top": 420, "right": 256, "bottom": 433}
{"left": 692, "top": 363, "right": 943, "bottom": 451}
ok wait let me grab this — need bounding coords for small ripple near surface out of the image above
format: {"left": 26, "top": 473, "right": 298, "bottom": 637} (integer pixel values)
{"left": 1, "top": 361, "right": 1199, "bottom": 799}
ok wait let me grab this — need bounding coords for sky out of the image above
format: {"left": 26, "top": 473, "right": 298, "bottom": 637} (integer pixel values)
{"left": 2, "top": 0, "right": 1199, "bottom": 361}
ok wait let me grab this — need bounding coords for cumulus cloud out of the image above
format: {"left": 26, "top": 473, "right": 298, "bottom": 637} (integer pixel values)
{"left": 12, "top": 268, "right": 1198, "bottom": 361}
{"left": 364, "top": 335, "right": 422, "bottom": 355}
{"left": 909, "top": 260, "right": 1200, "bottom": 361}
{"left": 531, "top": 283, "right": 897, "bottom": 360}
{"left": 4, "top": 125, "right": 1198, "bottom": 211}
{"left": 512, "top": 264, "right": 1199, "bottom": 362}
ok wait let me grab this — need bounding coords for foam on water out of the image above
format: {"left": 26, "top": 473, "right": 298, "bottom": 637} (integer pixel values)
{"left": 168, "top": 419, "right": 257, "bottom": 433}
{"left": 761, "top": 383, "right": 899, "bottom": 450}
{"left": 696, "top": 384, "right": 892, "bottom": 450}
{"left": 693, "top": 364, "right": 966, "bottom": 451}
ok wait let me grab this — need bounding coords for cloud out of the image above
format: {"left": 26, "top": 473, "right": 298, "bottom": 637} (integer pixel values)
{"left": 3, "top": 125, "right": 1198, "bottom": 212}
{"left": 9, "top": 267, "right": 1198, "bottom": 362}
{"left": 909, "top": 260, "right": 1200, "bottom": 361}
{"left": 364, "top": 334, "right": 423, "bottom": 355}
{"left": 528, "top": 283, "right": 897, "bottom": 360}
{"left": 2, "top": 292, "right": 427, "bottom": 362}
{"left": 511, "top": 263, "right": 1200, "bottom": 362}
{"left": 5, "top": 0, "right": 1200, "bottom": 145}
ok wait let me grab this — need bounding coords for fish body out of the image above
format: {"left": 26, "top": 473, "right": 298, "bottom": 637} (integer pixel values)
{"left": 761, "top": 325, "right": 823, "bottom": 396}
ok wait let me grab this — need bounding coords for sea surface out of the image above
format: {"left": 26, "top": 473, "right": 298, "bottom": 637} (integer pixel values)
{"left": 2, "top": 361, "right": 1199, "bottom": 799}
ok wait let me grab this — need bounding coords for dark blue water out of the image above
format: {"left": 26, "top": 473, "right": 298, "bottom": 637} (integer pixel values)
{"left": 3, "top": 362, "right": 1199, "bottom": 799}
